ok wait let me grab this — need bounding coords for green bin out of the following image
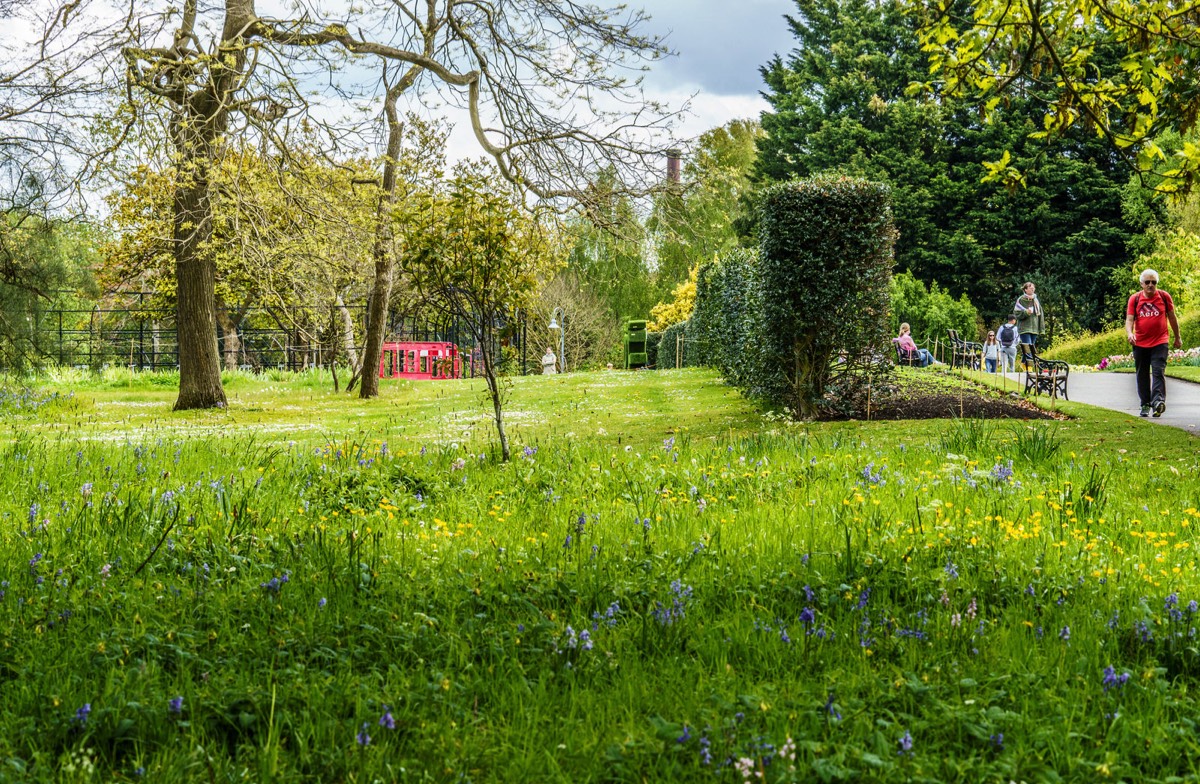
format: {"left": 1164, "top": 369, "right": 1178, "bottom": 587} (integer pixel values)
{"left": 623, "top": 320, "right": 647, "bottom": 369}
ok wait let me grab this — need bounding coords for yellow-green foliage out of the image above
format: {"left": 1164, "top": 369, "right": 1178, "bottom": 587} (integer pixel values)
{"left": 647, "top": 266, "right": 697, "bottom": 331}
{"left": 1044, "top": 310, "right": 1200, "bottom": 365}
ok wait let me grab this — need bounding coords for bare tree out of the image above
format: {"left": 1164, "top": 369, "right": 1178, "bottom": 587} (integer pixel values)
{"left": 2, "top": 0, "right": 678, "bottom": 408}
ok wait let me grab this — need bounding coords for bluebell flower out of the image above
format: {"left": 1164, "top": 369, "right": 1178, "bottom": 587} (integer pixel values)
{"left": 824, "top": 692, "right": 841, "bottom": 721}
{"left": 676, "top": 725, "right": 691, "bottom": 744}
{"left": 944, "top": 560, "right": 959, "bottom": 579}
{"left": 74, "top": 703, "right": 91, "bottom": 724}
{"left": 990, "top": 732, "right": 1004, "bottom": 750}
{"left": 318, "top": 597, "right": 327, "bottom": 608}
{"left": 356, "top": 723, "right": 371, "bottom": 745}
{"left": 1102, "top": 665, "right": 1130, "bottom": 692}
{"left": 855, "top": 587, "right": 871, "bottom": 610}
{"left": 379, "top": 710, "right": 395, "bottom": 729}
{"left": 803, "top": 584, "right": 815, "bottom": 602}
{"left": 1059, "top": 625, "right": 1070, "bottom": 641}
{"left": 898, "top": 730, "right": 913, "bottom": 755}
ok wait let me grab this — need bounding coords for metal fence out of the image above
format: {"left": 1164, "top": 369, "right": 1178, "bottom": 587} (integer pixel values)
{"left": 6, "top": 302, "right": 532, "bottom": 376}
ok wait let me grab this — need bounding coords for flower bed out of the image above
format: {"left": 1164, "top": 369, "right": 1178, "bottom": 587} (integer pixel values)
{"left": 1096, "top": 346, "right": 1200, "bottom": 370}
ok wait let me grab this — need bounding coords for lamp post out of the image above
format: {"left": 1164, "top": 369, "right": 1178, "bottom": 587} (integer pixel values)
{"left": 548, "top": 307, "right": 565, "bottom": 373}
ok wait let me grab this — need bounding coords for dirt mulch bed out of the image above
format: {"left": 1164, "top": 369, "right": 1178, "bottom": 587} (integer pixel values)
{"left": 826, "top": 375, "right": 1065, "bottom": 421}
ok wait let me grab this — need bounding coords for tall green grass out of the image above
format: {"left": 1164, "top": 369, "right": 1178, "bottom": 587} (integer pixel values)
{"left": 1, "top": 372, "right": 1199, "bottom": 781}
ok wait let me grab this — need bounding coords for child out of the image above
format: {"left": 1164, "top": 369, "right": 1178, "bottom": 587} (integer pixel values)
{"left": 982, "top": 330, "right": 1000, "bottom": 373}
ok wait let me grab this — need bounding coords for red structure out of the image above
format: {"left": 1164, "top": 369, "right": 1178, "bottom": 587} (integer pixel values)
{"left": 379, "top": 341, "right": 462, "bottom": 380}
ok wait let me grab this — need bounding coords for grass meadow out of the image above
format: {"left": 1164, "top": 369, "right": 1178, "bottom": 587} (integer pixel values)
{"left": 2, "top": 367, "right": 1200, "bottom": 782}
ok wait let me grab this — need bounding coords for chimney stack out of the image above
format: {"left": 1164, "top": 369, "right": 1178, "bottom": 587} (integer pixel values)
{"left": 666, "top": 148, "right": 682, "bottom": 184}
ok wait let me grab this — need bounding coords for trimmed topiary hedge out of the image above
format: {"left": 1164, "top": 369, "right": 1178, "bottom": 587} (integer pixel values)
{"left": 757, "top": 176, "right": 894, "bottom": 417}
{"left": 682, "top": 176, "right": 895, "bottom": 417}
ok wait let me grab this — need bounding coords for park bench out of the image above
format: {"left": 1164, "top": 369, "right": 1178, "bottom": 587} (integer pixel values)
{"left": 946, "top": 329, "right": 982, "bottom": 370}
{"left": 892, "top": 338, "right": 923, "bottom": 367}
{"left": 1018, "top": 343, "right": 1069, "bottom": 399}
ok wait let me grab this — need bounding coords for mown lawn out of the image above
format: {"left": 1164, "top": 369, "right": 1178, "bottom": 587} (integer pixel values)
{"left": 2, "top": 368, "right": 1200, "bottom": 782}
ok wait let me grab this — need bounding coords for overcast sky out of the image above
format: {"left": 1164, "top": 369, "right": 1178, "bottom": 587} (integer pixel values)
{"left": 434, "top": 0, "right": 798, "bottom": 161}
{"left": 638, "top": 0, "right": 798, "bottom": 136}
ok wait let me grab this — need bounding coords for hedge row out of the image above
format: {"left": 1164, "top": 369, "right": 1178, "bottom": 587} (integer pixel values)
{"left": 1044, "top": 310, "right": 1200, "bottom": 365}
{"left": 685, "top": 177, "right": 895, "bottom": 416}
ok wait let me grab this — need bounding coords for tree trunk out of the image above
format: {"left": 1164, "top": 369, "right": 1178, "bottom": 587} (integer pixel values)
{"left": 215, "top": 307, "right": 243, "bottom": 371}
{"left": 170, "top": 0, "right": 254, "bottom": 409}
{"left": 480, "top": 332, "right": 510, "bottom": 462}
{"left": 360, "top": 82, "right": 407, "bottom": 399}
{"left": 172, "top": 171, "right": 227, "bottom": 409}
{"left": 335, "top": 293, "right": 361, "bottom": 373}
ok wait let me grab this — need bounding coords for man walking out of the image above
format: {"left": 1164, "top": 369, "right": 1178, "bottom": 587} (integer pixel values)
{"left": 996, "top": 315, "right": 1019, "bottom": 372}
{"left": 1125, "top": 269, "right": 1183, "bottom": 417}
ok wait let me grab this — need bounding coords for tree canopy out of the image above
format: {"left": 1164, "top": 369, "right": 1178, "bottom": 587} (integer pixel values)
{"left": 757, "top": 0, "right": 1143, "bottom": 332}
{"left": 913, "top": 0, "right": 1200, "bottom": 193}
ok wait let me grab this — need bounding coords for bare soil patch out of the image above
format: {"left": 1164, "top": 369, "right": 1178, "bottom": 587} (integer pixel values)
{"left": 825, "top": 374, "right": 1063, "bottom": 421}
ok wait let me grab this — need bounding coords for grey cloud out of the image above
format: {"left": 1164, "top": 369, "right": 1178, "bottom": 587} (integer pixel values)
{"left": 639, "top": 0, "right": 797, "bottom": 96}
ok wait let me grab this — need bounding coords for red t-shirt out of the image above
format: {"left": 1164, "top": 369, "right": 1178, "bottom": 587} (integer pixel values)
{"left": 1127, "top": 289, "right": 1175, "bottom": 348}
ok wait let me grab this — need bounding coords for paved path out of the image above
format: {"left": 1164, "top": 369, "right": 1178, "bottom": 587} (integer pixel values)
{"left": 999, "top": 371, "right": 1200, "bottom": 434}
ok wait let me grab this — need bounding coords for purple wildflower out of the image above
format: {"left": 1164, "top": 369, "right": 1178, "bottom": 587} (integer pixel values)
{"left": 356, "top": 723, "right": 371, "bottom": 746}
{"left": 168, "top": 696, "right": 183, "bottom": 714}
{"left": 379, "top": 710, "right": 395, "bottom": 729}
{"left": 74, "top": 703, "right": 91, "bottom": 724}
{"left": 898, "top": 730, "right": 913, "bottom": 755}
{"left": 1102, "top": 665, "right": 1130, "bottom": 692}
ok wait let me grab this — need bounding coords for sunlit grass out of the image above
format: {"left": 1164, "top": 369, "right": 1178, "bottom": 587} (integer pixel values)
{"left": 2, "top": 369, "right": 1199, "bottom": 781}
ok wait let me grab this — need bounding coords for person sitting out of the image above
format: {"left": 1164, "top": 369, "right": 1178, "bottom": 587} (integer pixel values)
{"left": 895, "top": 323, "right": 935, "bottom": 367}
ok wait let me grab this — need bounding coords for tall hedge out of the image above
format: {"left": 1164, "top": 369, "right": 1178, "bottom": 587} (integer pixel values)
{"left": 758, "top": 177, "right": 895, "bottom": 417}
{"left": 687, "top": 248, "right": 775, "bottom": 393}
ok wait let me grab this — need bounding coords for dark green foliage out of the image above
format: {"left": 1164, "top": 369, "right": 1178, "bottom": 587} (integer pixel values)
{"left": 758, "top": 176, "right": 894, "bottom": 417}
{"left": 890, "top": 271, "right": 980, "bottom": 347}
{"left": 757, "top": 0, "right": 1141, "bottom": 333}
{"left": 657, "top": 320, "right": 691, "bottom": 369}
{"left": 645, "top": 330, "right": 662, "bottom": 369}
{"left": 688, "top": 248, "right": 769, "bottom": 394}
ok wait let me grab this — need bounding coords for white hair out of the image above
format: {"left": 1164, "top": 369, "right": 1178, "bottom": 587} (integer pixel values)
{"left": 1140, "top": 268, "right": 1160, "bottom": 283}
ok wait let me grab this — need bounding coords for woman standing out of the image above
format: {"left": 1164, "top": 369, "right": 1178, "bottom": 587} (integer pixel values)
{"left": 981, "top": 330, "right": 1001, "bottom": 373}
{"left": 1013, "top": 282, "right": 1045, "bottom": 347}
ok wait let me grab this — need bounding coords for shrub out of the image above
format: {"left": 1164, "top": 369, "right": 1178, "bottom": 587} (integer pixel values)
{"left": 647, "top": 266, "right": 697, "bottom": 332}
{"left": 757, "top": 177, "right": 895, "bottom": 418}
{"left": 890, "top": 271, "right": 981, "bottom": 350}
{"left": 688, "top": 248, "right": 763, "bottom": 387}
{"left": 658, "top": 320, "right": 701, "bottom": 369}
{"left": 1045, "top": 311, "right": 1200, "bottom": 365}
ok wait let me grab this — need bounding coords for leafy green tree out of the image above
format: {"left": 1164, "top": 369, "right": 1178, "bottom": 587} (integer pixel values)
{"left": 758, "top": 0, "right": 1141, "bottom": 332}
{"left": 913, "top": 0, "right": 1200, "bottom": 192}
{"left": 4, "top": 0, "right": 675, "bottom": 409}
{"left": 889, "top": 271, "right": 980, "bottom": 350}
{"left": 0, "top": 211, "right": 99, "bottom": 370}
{"left": 647, "top": 120, "right": 761, "bottom": 303}
{"left": 565, "top": 171, "right": 654, "bottom": 323}
{"left": 406, "top": 164, "right": 562, "bottom": 462}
